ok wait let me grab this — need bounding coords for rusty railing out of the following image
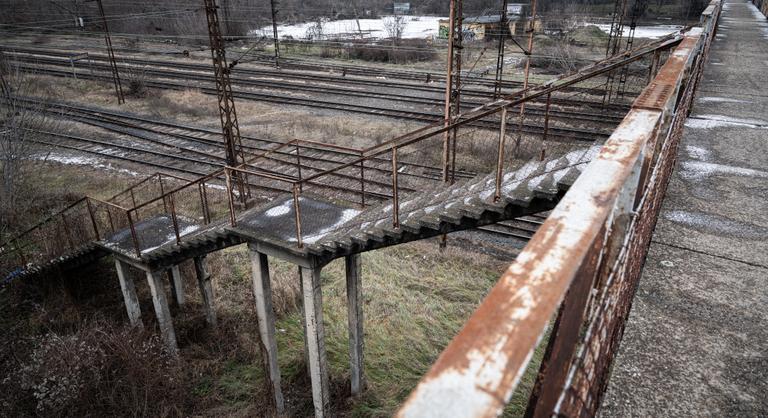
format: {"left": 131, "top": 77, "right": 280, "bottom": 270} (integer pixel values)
{"left": 394, "top": 2, "right": 720, "bottom": 417}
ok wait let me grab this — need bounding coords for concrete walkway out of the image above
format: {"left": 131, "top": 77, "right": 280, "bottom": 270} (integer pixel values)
{"left": 601, "top": 0, "right": 768, "bottom": 416}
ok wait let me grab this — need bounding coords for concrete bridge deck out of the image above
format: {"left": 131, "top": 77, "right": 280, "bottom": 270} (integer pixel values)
{"left": 601, "top": 0, "right": 768, "bottom": 415}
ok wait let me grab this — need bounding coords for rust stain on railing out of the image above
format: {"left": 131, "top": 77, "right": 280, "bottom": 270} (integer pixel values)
{"left": 396, "top": 1, "right": 720, "bottom": 416}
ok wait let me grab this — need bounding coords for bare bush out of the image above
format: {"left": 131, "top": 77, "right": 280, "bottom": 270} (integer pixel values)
{"left": 123, "top": 63, "right": 148, "bottom": 98}
{"left": 527, "top": 42, "right": 580, "bottom": 74}
{"left": 0, "top": 57, "right": 60, "bottom": 242}
{"left": 122, "top": 37, "right": 140, "bottom": 51}
{"left": 0, "top": 321, "right": 186, "bottom": 416}
{"left": 348, "top": 39, "right": 436, "bottom": 64}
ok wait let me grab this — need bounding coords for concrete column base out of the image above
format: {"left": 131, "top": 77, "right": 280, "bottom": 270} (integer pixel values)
{"left": 114, "top": 259, "right": 143, "bottom": 328}
{"left": 300, "top": 265, "right": 330, "bottom": 417}
{"left": 193, "top": 256, "right": 217, "bottom": 326}
{"left": 249, "top": 247, "right": 285, "bottom": 415}
{"left": 146, "top": 270, "right": 179, "bottom": 356}
{"left": 345, "top": 254, "right": 365, "bottom": 396}
{"left": 168, "top": 264, "right": 185, "bottom": 306}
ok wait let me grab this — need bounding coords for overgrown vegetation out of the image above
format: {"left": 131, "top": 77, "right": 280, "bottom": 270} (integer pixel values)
{"left": 0, "top": 160, "right": 549, "bottom": 416}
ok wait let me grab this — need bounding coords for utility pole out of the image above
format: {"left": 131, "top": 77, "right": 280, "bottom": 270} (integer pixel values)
{"left": 88, "top": 0, "right": 124, "bottom": 104}
{"left": 270, "top": 0, "right": 281, "bottom": 68}
{"left": 513, "top": 0, "right": 537, "bottom": 154}
{"left": 442, "top": 0, "right": 463, "bottom": 184}
{"left": 439, "top": 0, "right": 463, "bottom": 249}
{"left": 203, "top": 0, "right": 249, "bottom": 202}
{"left": 493, "top": 0, "right": 509, "bottom": 99}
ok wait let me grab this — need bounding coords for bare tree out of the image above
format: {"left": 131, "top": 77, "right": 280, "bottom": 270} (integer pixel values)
{"left": 305, "top": 18, "right": 325, "bottom": 40}
{"left": 383, "top": 15, "right": 406, "bottom": 44}
{"left": 0, "top": 57, "right": 59, "bottom": 242}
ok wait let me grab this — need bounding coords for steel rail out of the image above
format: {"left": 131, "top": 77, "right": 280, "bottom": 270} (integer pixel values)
{"left": 15, "top": 64, "right": 612, "bottom": 142}
{"left": 6, "top": 50, "right": 628, "bottom": 124}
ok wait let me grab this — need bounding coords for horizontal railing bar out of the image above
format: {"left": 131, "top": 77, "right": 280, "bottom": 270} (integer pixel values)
{"left": 298, "top": 34, "right": 684, "bottom": 186}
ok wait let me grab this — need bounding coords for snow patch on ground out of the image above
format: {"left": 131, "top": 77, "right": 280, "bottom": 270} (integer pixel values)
{"left": 593, "top": 24, "right": 683, "bottom": 39}
{"left": 698, "top": 96, "right": 748, "bottom": 103}
{"left": 38, "top": 153, "right": 141, "bottom": 177}
{"left": 664, "top": 210, "right": 768, "bottom": 239}
{"left": 680, "top": 161, "right": 768, "bottom": 180}
{"left": 684, "top": 114, "right": 768, "bottom": 129}
{"left": 254, "top": 16, "right": 444, "bottom": 40}
{"left": 685, "top": 145, "right": 711, "bottom": 161}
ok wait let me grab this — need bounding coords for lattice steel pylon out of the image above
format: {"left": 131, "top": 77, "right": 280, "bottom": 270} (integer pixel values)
{"left": 88, "top": 0, "right": 124, "bottom": 104}
{"left": 493, "top": 0, "right": 509, "bottom": 99}
{"left": 203, "top": 0, "right": 249, "bottom": 201}
{"left": 603, "top": 0, "right": 630, "bottom": 105}
{"left": 442, "top": 0, "right": 463, "bottom": 184}
{"left": 617, "top": 0, "right": 649, "bottom": 98}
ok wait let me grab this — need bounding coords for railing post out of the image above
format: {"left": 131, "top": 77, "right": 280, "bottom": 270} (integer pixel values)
{"left": 159, "top": 173, "right": 168, "bottom": 213}
{"left": 225, "top": 168, "right": 237, "bottom": 227}
{"left": 169, "top": 194, "right": 181, "bottom": 245}
{"left": 494, "top": 106, "right": 508, "bottom": 202}
{"left": 524, "top": 229, "right": 606, "bottom": 418}
{"left": 201, "top": 180, "right": 211, "bottom": 224}
{"left": 296, "top": 143, "right": 303, "bottom": 191}
{"left": 359, "top": 155, "right": 366, "bottom": 208}
{"left": 86, "top": 199, "right": 100, "bottom": 241}
{"left": 293, "top": 184, "right": 303, "bottom": 248}
{"left": 198, "top": 181, "right": 210, "bottom": 224}
{"left": 542, "top": 92, "right": 552, "bottom": 143}
{"left": 392, "top": 147, "right": 399, "bottom": 229}
{"left": 127, "top": 210, "right": 141, "bottom": 257}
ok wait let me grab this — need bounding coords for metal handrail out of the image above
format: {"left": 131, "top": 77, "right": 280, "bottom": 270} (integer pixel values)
{"left": 295, "top": 32, "right": 685, "bottom": 190}
{"left": 395, "top": 4, "right": 719, "bottom": 415}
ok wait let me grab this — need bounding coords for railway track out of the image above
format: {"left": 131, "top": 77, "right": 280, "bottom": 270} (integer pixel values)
{"left": 2, "top": 46, "right": 634, "bottom": 116}
{"left": 2, "top": 46, "right": 636, "bottom": 111}
{"left": 24, "top": 97, "right": 507, "bottom": 204}
{"left": 24, "top": 97, "right": 477, "bottom": 181}
{"left": 15, "top": 61, "right": 614, "bottom": 142}
{"left": 0, "top": 37, "right": 595, "bottom": 94}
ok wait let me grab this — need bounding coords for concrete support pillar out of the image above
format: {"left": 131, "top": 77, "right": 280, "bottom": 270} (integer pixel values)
{"left": 167, "top": 264, "right": 185, "bottom": 306}
{"left": 146, "top": 270, "right": 179, "bottom": 355}
{"left": 300, "top": 266, "right": 330, "bottom": 417}
{"left": 248, "top": 247, "right": 285, "bottom": 415}
{"left": 345, "top": 254, "right": 365, "bottom": 396}
{"left": 114, "top": 259, "right": 143, "bottom": 328}
{"left": 193, "top": 256, "right": 217, "bottom": 326}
